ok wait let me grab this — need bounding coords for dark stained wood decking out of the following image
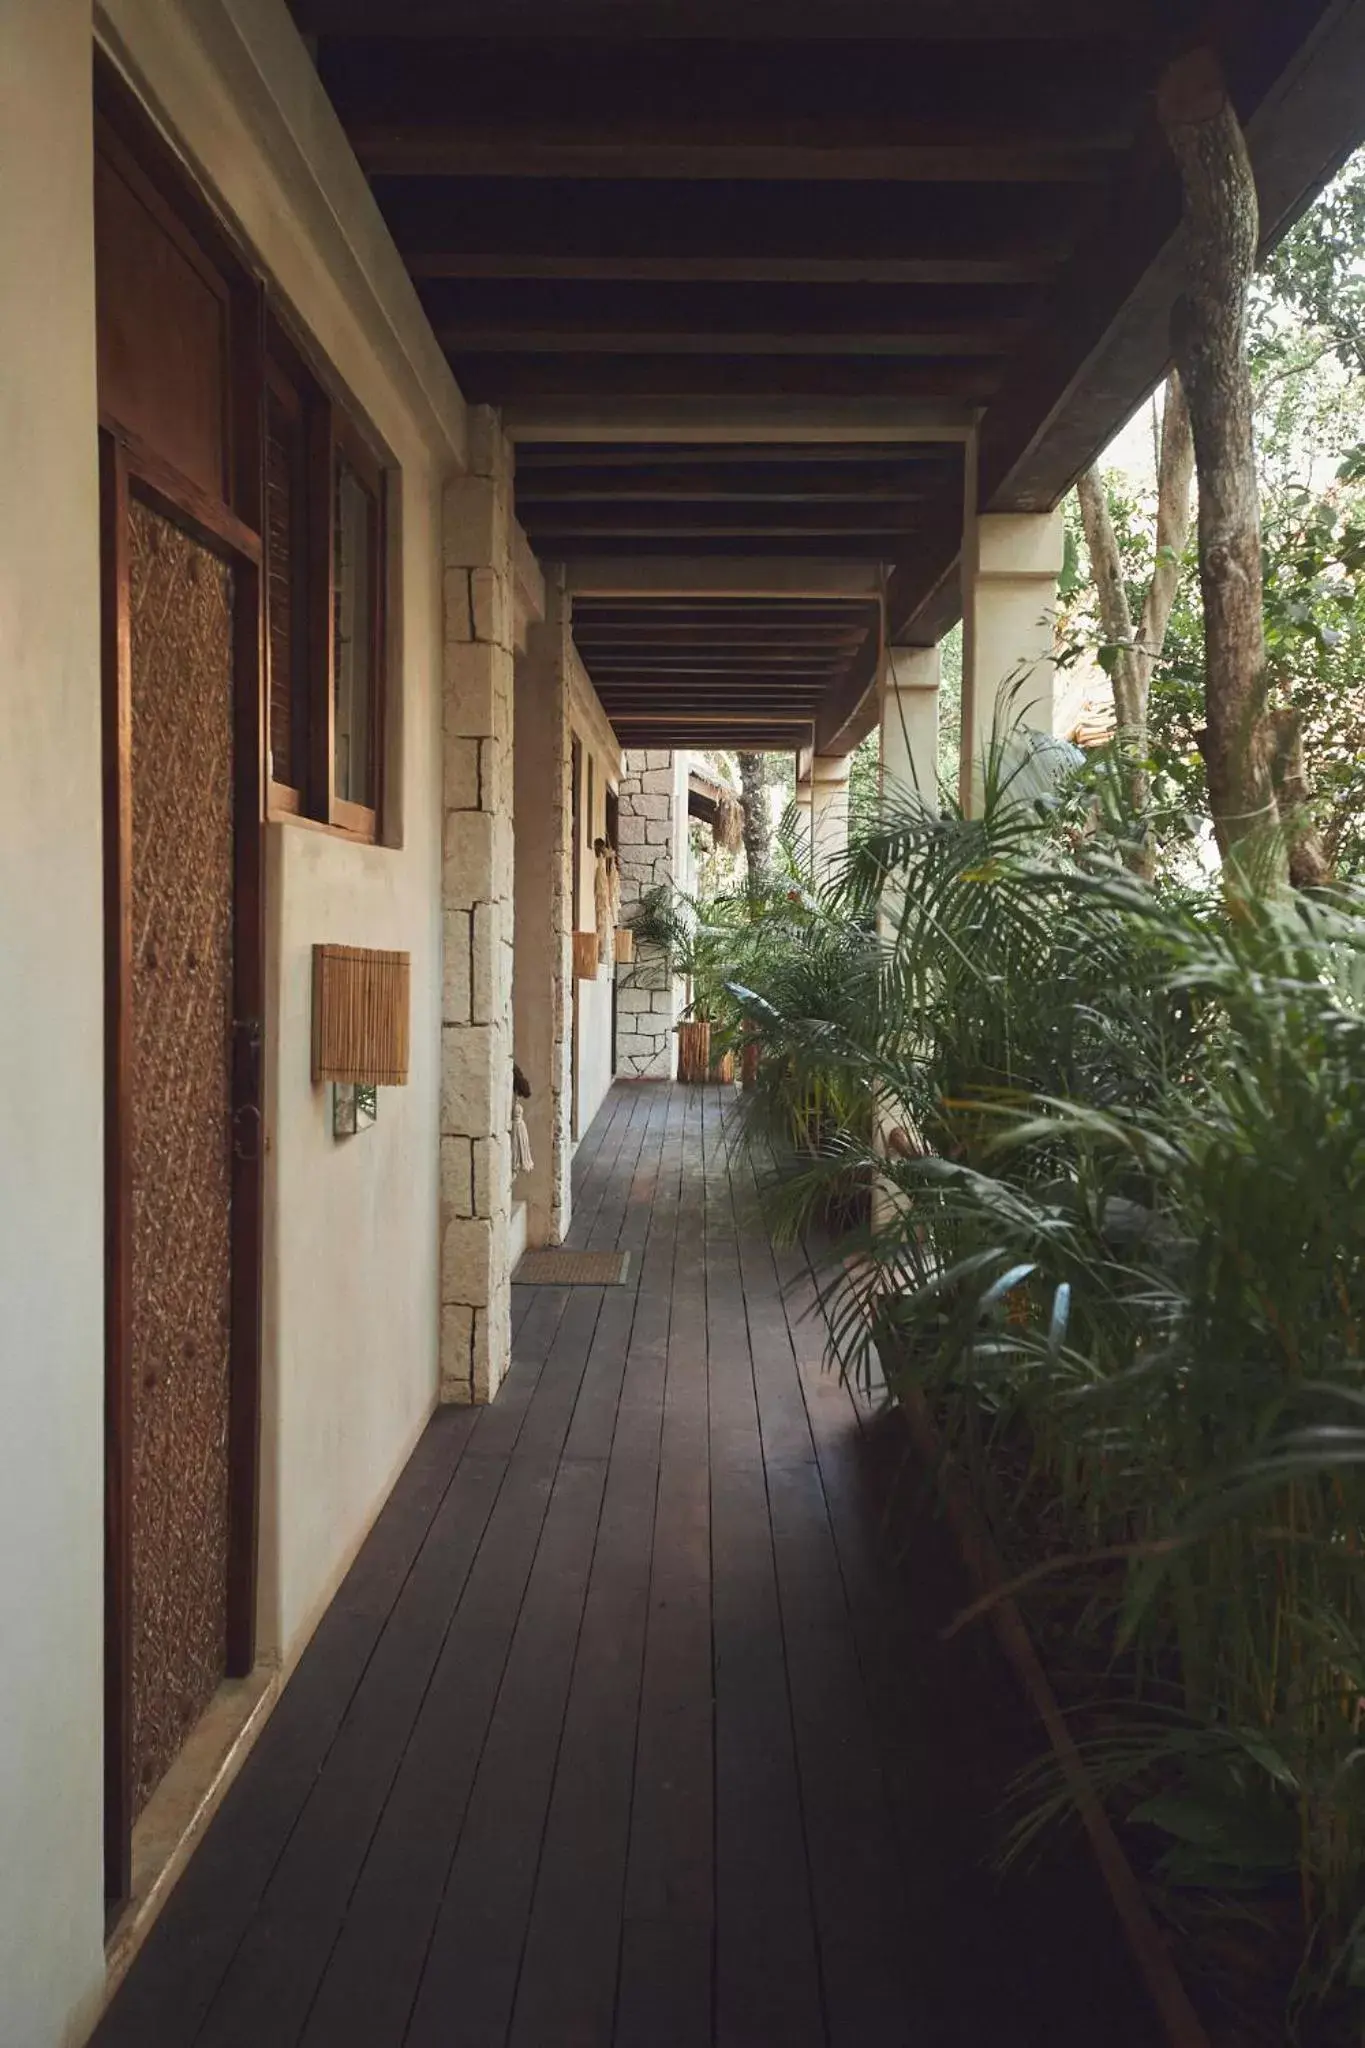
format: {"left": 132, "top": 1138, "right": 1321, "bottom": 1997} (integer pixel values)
{"left": 94, "top": 1082, "right": 1155, "bottom": 2048}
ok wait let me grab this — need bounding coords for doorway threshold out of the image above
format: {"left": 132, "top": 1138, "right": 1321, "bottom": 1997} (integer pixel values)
{"left": 103, "top": 1664, "right": 278, "bottom": 2001}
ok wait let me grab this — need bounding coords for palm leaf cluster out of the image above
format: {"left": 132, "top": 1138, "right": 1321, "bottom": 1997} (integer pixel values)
{"left": 729, "top": 754, "right": 1365, "bottom": 2033}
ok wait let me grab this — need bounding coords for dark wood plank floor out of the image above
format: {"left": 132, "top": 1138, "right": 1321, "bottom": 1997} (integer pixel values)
{"left": 94, "top": 1083, "right": 1156, "bottom": 2048}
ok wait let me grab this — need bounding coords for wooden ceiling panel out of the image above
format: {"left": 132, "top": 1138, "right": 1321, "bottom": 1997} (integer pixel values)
{"left": 292, "top": 0, "right": 1361, "bottom": 753}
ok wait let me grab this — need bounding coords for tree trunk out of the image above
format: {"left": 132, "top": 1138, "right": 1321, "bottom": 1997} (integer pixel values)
{"left": 1076, "top": 370, "right": 1193, "bottom": 879}
{"left": 736, "top": 750, "right": 772, "bottom": 891}
{"left": 1158, "top": 50, "right": 1285, "bottom": 892}
{"left": 1266, "top": 708, "right": 1331, "bottom": 889}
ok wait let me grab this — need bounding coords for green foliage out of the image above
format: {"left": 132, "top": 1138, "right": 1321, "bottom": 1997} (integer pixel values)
{"left": 730, "top": 762, "right": 1365, "bottom": 2034}
{"left": 1065, "top": 146, "right": 1365, "bottom": 883}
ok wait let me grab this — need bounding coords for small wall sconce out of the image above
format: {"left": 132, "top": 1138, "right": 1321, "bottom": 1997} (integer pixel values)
{"left": 312, "top": 944, "right": 410, "bottom": 1140}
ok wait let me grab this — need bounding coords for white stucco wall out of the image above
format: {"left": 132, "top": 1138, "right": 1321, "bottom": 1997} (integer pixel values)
{"left": 569, "top": 677, "right": 621, "bottom": 1142}
{"left": 94, "top": 0, "right": 456, "bottom": 1663}
{"left": 0, "top": 7, "right": 108, "bottom": 2045}
{"left": 576, "top": 975, "right": 617, "bottom": 1140}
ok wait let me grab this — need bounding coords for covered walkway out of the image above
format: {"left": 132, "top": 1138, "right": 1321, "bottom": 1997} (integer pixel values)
{"left": 95, "top": 1085, "right": 1150, "bottom": 2048}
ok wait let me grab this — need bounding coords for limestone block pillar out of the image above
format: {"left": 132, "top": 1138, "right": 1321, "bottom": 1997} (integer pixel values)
{"left": 513, "top": 574, "right": 572, "bottom": 1249}
{"left": 882, "top": 646, "right": 941, "bottom": 803}
{"left": 960, "top": 508, "right": 1066, "bottom": 813}
{"left": 440, "top": 408, "right": 517, "bottom": 1403}
{"left": 615, "top": 748, "right": 682, "bottom": 1078}
{"left": 810, "top": 754, "right": 852, "bottom": 872}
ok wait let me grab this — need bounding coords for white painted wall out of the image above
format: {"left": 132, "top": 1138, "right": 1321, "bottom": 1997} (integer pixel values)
{"left": 569, "top": 678, "right": 621, "bottom": 1145}
{"left": 95, "top": 0, "right": 456, "bottom": 1668}
{"left": 576, "top": 975, "right": 617, "bottom": 1140}
{"left": 0, "top": 8, "right": 108, "bottom": 2045}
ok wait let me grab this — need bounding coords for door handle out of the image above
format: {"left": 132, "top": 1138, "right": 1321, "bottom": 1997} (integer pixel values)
{"left": 232, "top": 1102, "right": 262, "bottom": 1162}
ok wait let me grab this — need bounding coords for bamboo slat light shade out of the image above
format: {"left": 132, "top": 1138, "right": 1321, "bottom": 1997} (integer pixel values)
{"left": 311, "top": 944, "right": 411, "bottom": 1086}
{"left": 614, "top": 926, "right": 635, "bottom": 965}
{"left": 573, "top": 929, "right": 600, "bottom": 981}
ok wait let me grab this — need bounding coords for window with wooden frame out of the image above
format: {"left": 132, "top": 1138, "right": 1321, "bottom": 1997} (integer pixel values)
{"left": 265, "top": 320, "right": 387, "bottom": 841}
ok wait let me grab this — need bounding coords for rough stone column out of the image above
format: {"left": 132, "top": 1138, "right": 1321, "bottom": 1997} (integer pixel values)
{"left": 882, "top": 645, "right": 941, "bottom": 802}
{"left": 960, "top": 508, "right": 1066, "bottom": 813}
{"left": 513, "top": 574, "right": 572, "bottom": 1248}
{"left": 809, "top": 753, "right": 852, "bottom": 871}
{"left": 615, "top": 748, "right": 681, "bottom": 1078}
{"left": 440, "top": 408, "right": 516, "bottom": 1403}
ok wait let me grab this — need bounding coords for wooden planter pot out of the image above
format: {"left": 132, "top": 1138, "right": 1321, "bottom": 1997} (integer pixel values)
{"left": 740, "top": 1041, "right": 760, "bottom": 1091}
{"left": 676, "top": 1019, "right": 711, "bottom": 1084}
{"left": 710, "top": 1049, "right": 736, "bottom": 1084}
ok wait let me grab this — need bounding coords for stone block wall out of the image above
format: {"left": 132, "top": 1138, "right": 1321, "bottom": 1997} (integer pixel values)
{"left": 615, "top": 749, "right": 683, "bottom": 1079}
{"left": 440, "top": 407, "right": 516, "bottom": 1402}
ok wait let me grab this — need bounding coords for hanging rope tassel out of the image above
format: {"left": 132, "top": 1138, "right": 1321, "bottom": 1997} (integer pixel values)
{"left": 512, "top": 1097, "right": 534, "bottom": 1175}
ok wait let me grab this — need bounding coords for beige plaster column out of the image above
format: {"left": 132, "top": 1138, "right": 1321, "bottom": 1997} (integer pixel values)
{"left": 512, "top": 574, "right": 573, "bottom": 1250}
{"left": 440, "top": 408, "right": 517, "bottom": 1402}
{"left": 882, "top": 645, "right": 941, "bottom": 804}
{"left": 960, "top": 507, "right": 1066, "bottom": 813}
{"left": 793, "top": 761, "right": 815, "bottom": 866}
{"left": 874, "top": 646, "right": 941, "bottom": 1230}
{"left": 809, "top": 753, "right": 852, "bottom": 872}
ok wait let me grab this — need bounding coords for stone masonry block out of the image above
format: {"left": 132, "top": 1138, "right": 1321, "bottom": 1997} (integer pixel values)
{"left": 474, "top": 1132, "right": 511, "bottom": 1224}
{"left": 441, "top": 1135, "right": 475, "bottom": 1220}
{"left": 471, "top": 567, "right": 511, "bottom": 649}
{"left": 444, "top": 809, "right": 496, "bottom": 909}
{"left": 444, "top": 736, "right": 481, "bottom": 811}
{"left": 443, "top": 566, "right": 473, "bottom": 645}
{"left": 465, "top": 405, "right": 508, "bottom": 483}
{"left": 636, "top": 793, "right": 670, "bottom": 820}
{"left": 444, "top": 475, "right": 507, "bottom": 571}
{"left": 618, "top": 814, "right": 646, "bottom": 844}
{"left": 640, "top": 769, "right": 674, "bottom": 794}
{"left": 645, "top": 821, "right": 672, "bottom": 843}
{"left": 442, "top": 1022, "right": 494, "bottom": 1134}
{"left": 443, "top": 910, "right": 472, "bottom": 1024}
{"left": 471, "top": 900, "right": 498, "bottom": 1021}
{"left": 442, "top": 1214, "right": 493, "bottom": 1308}
{"left": 472, "top": 1301, "right": 508, "bottom": 1404}
{"left": 444, "top": 640, "right": 503, "bottom": 739}
{"left": 440, "top": 1304, "right": 475, "bottom": 1403}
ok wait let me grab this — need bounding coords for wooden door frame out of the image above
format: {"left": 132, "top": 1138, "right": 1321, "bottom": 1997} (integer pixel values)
{"left": 99, "top": 387, "right": 267, "bottom": 1913}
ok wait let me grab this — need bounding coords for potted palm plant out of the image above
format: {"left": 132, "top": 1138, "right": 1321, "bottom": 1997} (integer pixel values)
{"left": 626, "top": 885, "right": 737, "bottom": 1084}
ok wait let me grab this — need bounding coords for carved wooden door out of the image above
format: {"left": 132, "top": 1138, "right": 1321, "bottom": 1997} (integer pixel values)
{"left": 125, "top": 498, "right": 236, "bottom": 1814}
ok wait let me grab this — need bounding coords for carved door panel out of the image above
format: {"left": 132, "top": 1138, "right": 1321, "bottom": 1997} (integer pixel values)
{"left": 126, "top": 498, "right": 236, "bottom": 1815}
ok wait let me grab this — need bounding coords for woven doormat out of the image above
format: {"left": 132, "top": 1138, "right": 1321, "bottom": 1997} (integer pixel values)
{"left": 514, "top": 1249, "right": 632, "bottom": 1287}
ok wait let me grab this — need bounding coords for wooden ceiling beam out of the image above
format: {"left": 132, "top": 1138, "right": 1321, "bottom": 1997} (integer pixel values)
{"left": 524, "top": 503, "right": 927, "bottom": 536}
{"left": 457, "top": 357, "right": 996, "bottom": 401}
{"left": 517, "top": 471, "right": 952, "bottom": 500}
{"left": 406, "top": 251, "right": 1057, "bottom": 286}
{"left": 506, "top": 404, "right": 973, "bottom": 443}
{"left": 437, "top": 323, "right": 1014, "bottom": 360}
{"left": 566, "top": 558, "right": 881, "bottom": 599}
{"left": 353, "top": 121, "right": 1115, "bottom": 184}
{"left": 560, "top": 536, "right": 899, "bottom": 560}
{"left": 369, "top": 172, "right": 1083, "bottom": 269}
{"left": 516, "top": 443, "right": 960, "bottom": 472}
{"left": 574, "top": 626, "right": 868, "bottom": 646}
{"left": 296, "top": 4, "right": 1157, "bottom": 39}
